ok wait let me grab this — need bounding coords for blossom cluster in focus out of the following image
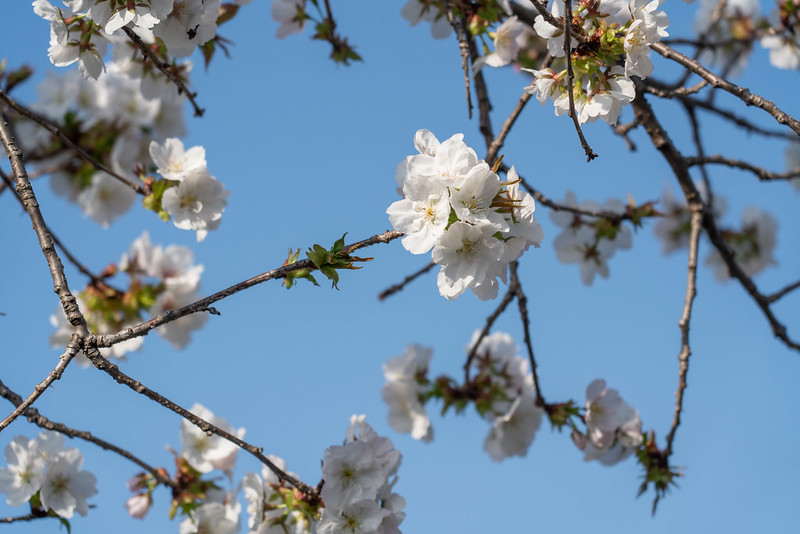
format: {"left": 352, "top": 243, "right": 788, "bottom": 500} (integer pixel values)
{"left": 388, "top": 129, "right": 543, "bottom": 300}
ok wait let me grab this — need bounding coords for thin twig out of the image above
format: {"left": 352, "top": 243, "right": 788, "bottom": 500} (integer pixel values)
{"left": 0, "top": 91, "right": 145, "bottom": 194}
{"left": 766, "top": 279, "right": 800, "bottom": 304}
{"left": 0, "top": 110, "right": 93, "bottom": 431}
{"left": 685, "top": 155, "right": 800, "bottom": 182}
{"left": 509, "top": 262, "right": 545, "bottom": 405}
{"left": 486, "top": 91, "right": 532, "bottom": 167}
{"left": 0, "top": 512, "right": 54, "bottom": 523}
{"left": 0, "top": 337, "right": 81, "bottom": 432}
{"left": 679, "top": 96, "right": 797, "bottom": 140}
{"left": 463, "top": 285, "right": 517, "bottom": 383}
{"left": 663, "top": 203, "right": 702, "bottom": 459}
{"left": 122, "top": 27, "right": 204, "bottom": 117}
{"left": 0, "top": 378, "right": 177, "bottom": 491}
{"left": 442, "top": 0, "right": 473, "bottom": 119}
{"left": 81, "top": 350, "right": 319, "bottom": 500}
{"left": 651, "top": 42, "right": 800, "bottom": 137}
{"left": 96, "top": 230, "right": 403, "bottom": 348}
{"left": 632, "top": 91, "right": 800, "bottom": 353}
{"left": 378, "top": 261, "right": 436, "bottom": 300}
{"left": 562, "top": 0, "right": 597, "bottom": 161}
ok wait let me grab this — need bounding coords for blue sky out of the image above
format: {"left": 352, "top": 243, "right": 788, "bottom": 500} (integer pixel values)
{"left": 1, "top": 1, "right": 799, "bottom": 533}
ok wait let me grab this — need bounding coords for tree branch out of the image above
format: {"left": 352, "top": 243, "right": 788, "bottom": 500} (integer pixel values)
{"left": 122, "top": 27, "right": 204, "bottom": 118}
{"left": 663, "top": 203, "right": 702, "bottom": 459}
{"left": 651, "top": 42, "right": 800, "bottom": 136}
{"left": 378, "top": 261, "right": 436, "bottom": 301}
{"left": 0, "top": 378, "right": 177, "bottom": 491}
{"left": 0, "top": 90, "right": 146, "bottom": 194}
{"left": 82, "top": 350, "right": 319, "bottom": 500}
{"left": 96, "top": 230, "right": 403, "bottom": 348}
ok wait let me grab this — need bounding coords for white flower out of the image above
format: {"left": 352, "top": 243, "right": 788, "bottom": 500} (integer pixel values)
{"left": 39, "top": 448, "right": 97, "bottom": 518}
{"left": 624, "top": 0, "right": 669, "bottom": 79}
{"left": 468, "top": 331, "right": 534, "bottom": 415}
{"left": 154, "top": 0, "right": 217, "bottom": 57}
{"left": 579, "top": 379, "right": 642, "bottom": 465}
{"left": 432, "top": 221, "right": 508, "bottom": 300}
{"left": 0, "top": 436, "right": 45, "bottom": 507}
{"left": 483, "top": 395, "right": 543, "bottom": 461}
{"left": 180, "top": 403, "right": 245, "bottom": 474}
{"left": 532, "top": 0, "right": 565, "bottom": 57}
{"left": 382, "top": 381, "right": 433, "bottom": 443}
{"left": 151, "top": 285, "right": 207, "bottom": 349}
{"left": 401, "top": 0, "right": 451, "bottom": 40}
{"left": 387, "top": 177, "right": 451, "bottom": 255}
{"left": 150, "top": 138, "right": 207, "bottom": 181}
{"left": 76, "top": 171, "right": 136, "bottom": 227}
{"left": 317, "top": 499, "right": 388, "bottom": 534}
{"left": 473, "top": 16, "right": 529, "bottom": 71}
{"left": 448, "top": 163, "right": 507, "bottom": 230}
{"left": 162, "top": 167, "right": 229, "bottom": 241}
{"left": 179, "top": 502, "right": 238, "bottom": 534}
{"left": 272, "top": 0, "right": 307, "bottom": 38}
{"left": 761, "top": 34, "right": 800, "bottom": 70}
{"left": 321, "top": 441, "right": 384, "bottom": 509}
{"left": 706, "top": 206, "right": 778, "bottom": 281}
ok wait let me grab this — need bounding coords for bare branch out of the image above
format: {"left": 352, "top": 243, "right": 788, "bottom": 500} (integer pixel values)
{"left": 685, "top": 155, "right": 800, "bottom": 182}
{"left": 463, "top": 285, "right": 516, "bottom": 383}
{"left": 486, "top": 91, "right": 532, "bottom": 167}
{"left": 651, "top": 42, "right": 800, "bottom": 136}
{"left": 663, "top": 203, "right": 702, "bottom": 459}
{"left": 767, "top": 279, "right": 800, "bottom": 304}
{"left": 82, "top": 350, "right": 319, "bottom": 500}
{"left": 509, "top": 262, "right": 545, "bottom": 405}
{"left": 0, "top": 378, "right": 177, "bottom": 491}
{"left": 632, "top": 90, "right": 800, "bottom": 353}
{"left": 96, "top": 230, "right": 403, "bottom": 348}
{"left": 378, "top": 261, "right": 436, "bottom": 301}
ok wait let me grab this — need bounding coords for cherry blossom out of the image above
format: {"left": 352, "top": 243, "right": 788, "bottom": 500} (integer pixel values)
{"left": 180, "top": 404, "right": 245, "bottom": 474}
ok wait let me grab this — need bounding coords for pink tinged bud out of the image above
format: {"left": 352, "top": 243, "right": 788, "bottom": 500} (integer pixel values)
{"left": 125, "top": 493, "right": 152, "bottom": 519}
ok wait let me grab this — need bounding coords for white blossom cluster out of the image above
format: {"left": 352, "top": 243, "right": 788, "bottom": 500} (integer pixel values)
{"left": 573, "top": 379, "right": 642, "bottom": 465}
{"left": 468, "top": 331, "right": 544, "bottom": 462}
{"left": 120, "top": 231, "right": 209, "bottom": 347}
{"left": 180, "top": 499, "right": 241, "bottom": 534}
{"left": 318, "top": 416, "right": 405, "bottom": 534}
{"left": 382, "top": 332, "right": 545, "bottom": 463}
{"left": 526, "top": 0, "right": 669, "bottom": 125}
{"left": 22, "top": 68, "right": 185, "bottom": 228}
{"left": 33, "top": 0, "right": 252, "bottom": 80}
{"left": 150, "top": 138, "right": 230, "bottom": 241}
{"left": 49, "top": 231, "right": 207, "bottom": 362}
{"left": 0, "top": 432, "right": 97, "bottom": 519}
{"left": 179, "top": 403, "right": 245, "bottom": 475}
{"left": 388, "top": 129, "right": 543, "bottom": 300}
{"left": 550, "top": 192, "right": 632, "bottom": 286}
{"left": 382, "top": 345, "right": 434, "bottom": 443}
